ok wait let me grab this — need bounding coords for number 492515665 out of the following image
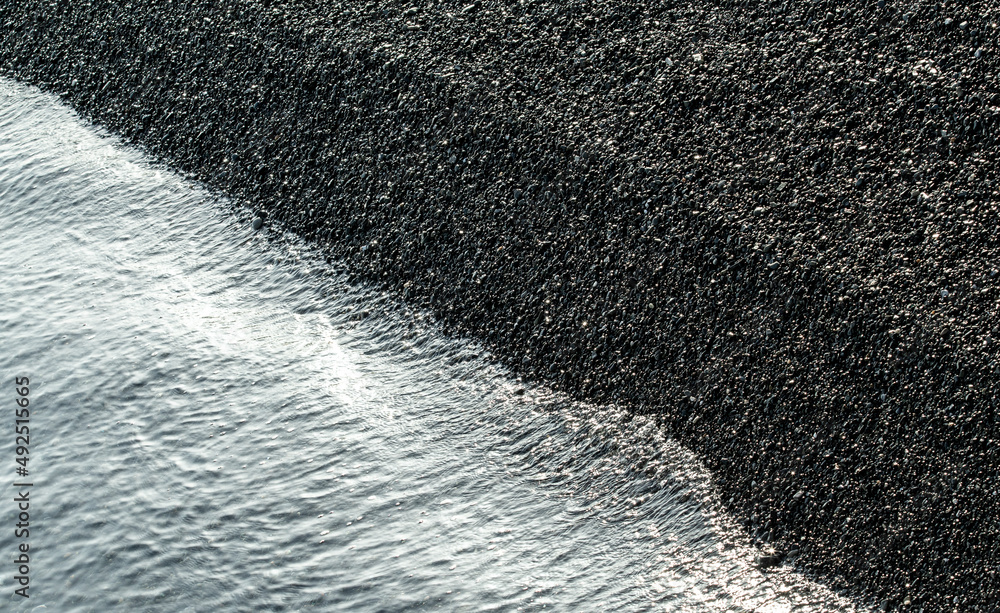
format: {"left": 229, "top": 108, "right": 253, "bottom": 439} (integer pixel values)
{"left": 15, "top": 377, "right": 29, "bottom": 469}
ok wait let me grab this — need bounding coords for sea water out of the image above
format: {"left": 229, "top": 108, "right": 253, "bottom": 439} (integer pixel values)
{"left": 0, "top": 78, "right": 862, "bottom": 612}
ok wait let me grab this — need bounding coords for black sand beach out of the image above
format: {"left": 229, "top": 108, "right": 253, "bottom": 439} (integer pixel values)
{"left": 2, "top": 1, "right": 998, "bottom": 609}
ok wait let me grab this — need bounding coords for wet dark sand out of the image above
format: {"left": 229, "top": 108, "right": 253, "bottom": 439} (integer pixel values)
{"left": 2, "top": 1, "right": 998, "bottom": 610}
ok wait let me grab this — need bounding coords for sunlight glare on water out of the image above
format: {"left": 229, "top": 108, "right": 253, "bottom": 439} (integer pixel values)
{"left": 0, "top": 78, "right": 863, "bottom": 613}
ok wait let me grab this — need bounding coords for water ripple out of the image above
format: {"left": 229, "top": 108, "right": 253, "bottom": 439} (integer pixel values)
{"left": 0, "top": 78, "right": 864, "bottom": 612}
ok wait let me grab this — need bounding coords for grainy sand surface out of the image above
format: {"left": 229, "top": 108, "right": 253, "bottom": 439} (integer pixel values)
{"left": 2, "top": 2, "right": 998, "bottom": 609}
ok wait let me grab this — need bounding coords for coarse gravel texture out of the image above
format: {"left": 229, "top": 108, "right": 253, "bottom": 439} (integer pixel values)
{"left": 2, "top": 1, "right": 999, "bottom": 610}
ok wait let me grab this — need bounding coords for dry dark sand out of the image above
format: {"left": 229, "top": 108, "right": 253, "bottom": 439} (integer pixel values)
{"left": 2, "top": 1, "right": 998, "bottom": 610}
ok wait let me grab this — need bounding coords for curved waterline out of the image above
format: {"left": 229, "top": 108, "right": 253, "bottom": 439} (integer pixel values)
{"left": 0, "top": 79, "right": 861, "bottom": 612}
